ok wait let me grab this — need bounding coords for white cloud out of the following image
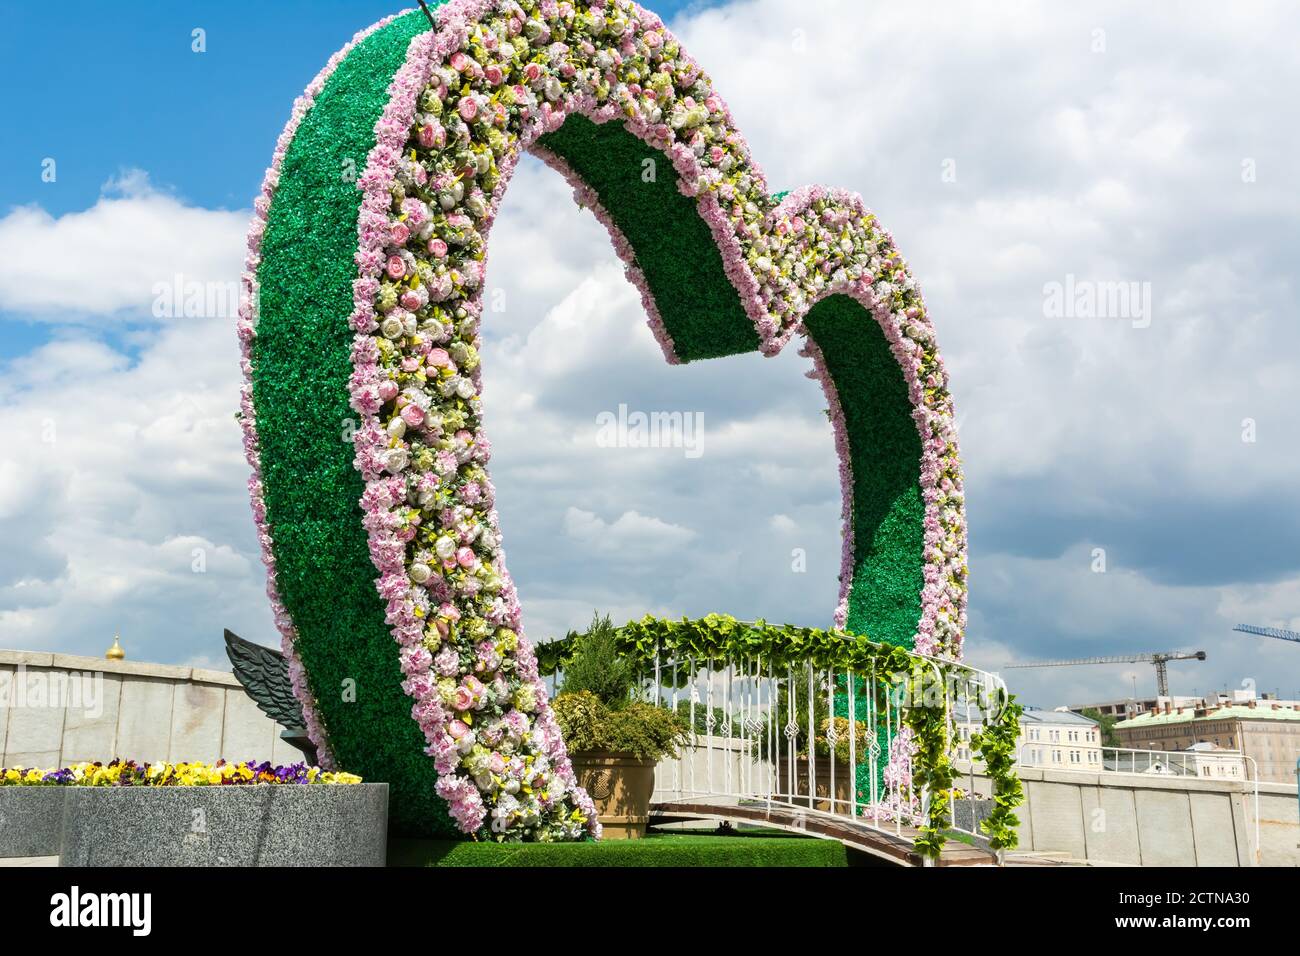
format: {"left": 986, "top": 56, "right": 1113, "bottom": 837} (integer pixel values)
{"left": 0, "top": 170, "right": 248, "bottom": 319}
{"left": 563, "top": 507, "right": 697, "bottom": 553}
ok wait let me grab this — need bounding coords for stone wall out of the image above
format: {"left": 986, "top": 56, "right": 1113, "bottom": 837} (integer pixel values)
{"left": 959, "top": 762, "right": 1299, "bottom": 867}
{"left": 0, "top": 648, "right": 300, "bottom": 769}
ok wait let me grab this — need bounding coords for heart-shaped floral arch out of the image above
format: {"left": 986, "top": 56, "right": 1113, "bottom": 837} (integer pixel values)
{"left": 238, "top": 0, "right": 967, "bottom": 840}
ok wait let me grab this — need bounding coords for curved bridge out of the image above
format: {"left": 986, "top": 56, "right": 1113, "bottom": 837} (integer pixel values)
{"left": 649, "top": 797, "right": 995, "bottom": 867}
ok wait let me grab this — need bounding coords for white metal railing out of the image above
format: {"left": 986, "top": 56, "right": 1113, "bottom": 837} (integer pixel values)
{"left": 638, "top": 650, "right": 1012, "bottom": 857}
{"left": 1017, "top": 743, "right": 1254, "bottom": 780}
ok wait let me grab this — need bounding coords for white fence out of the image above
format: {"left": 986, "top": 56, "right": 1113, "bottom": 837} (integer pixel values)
{"left": 638, "top": 651, "right": 1011, "bottom": 855}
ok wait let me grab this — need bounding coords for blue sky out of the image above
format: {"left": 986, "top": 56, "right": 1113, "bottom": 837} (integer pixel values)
{"left": 1, "top": 0, "right": 1298, "bottom": 709}
{"left": 0, "top": 0, "right": 710, "bottom": 360}
{"left": 0, "top": 0, "right": 708, "bottom": 215}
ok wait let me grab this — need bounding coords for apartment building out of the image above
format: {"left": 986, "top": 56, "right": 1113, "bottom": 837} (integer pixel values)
{"left": 1114, "top": 699, "right": 1300, "bottom": 784}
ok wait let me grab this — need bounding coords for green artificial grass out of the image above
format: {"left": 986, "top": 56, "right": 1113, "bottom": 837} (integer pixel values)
{"left": 803, "top": 295, "right": 925, "bottom": 648}
{"left": 390, "top": 830, "right": 850, "bottom": 867}
{"left": 252, "top": 7, "right": 457, "bottom": 837}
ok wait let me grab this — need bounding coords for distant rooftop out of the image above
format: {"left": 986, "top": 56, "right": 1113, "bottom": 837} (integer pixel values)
{"left": 1116, "top": 704, "right": 1300, "bottom": 729}
{"left": 956, "top": 706, "right": 1098, "bottom": 726}
{"left": 1021, "top": 709, "right": 1099, "bottom": 727}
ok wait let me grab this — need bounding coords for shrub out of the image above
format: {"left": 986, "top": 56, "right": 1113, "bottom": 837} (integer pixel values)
{"left": 552, "top": 613, "right": 636, "bottom": 708}
{"left": 552, "top": 691, "right": 689, "bottom": 762}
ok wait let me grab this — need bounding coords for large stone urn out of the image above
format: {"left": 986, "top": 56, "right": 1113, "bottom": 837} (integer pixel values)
{"left": 570, "top": 751, "right": 657, "bottom": 839}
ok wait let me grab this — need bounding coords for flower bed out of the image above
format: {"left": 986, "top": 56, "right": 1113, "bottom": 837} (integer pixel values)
{"left": 0, "top": 759, "right": 361, "bottom": 787}
{"left": 0, "top": 762, "right": 386, "bottom": 866}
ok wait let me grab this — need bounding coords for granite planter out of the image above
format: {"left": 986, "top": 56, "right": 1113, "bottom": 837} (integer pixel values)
{"left": 56, "top": 783, "right": 389, "bottom": 867}
{"left": 0, "top": 788, "right": 68, "bottom": 858}
{"left": 570, "top": 751, "right": 656, "bottom": 839}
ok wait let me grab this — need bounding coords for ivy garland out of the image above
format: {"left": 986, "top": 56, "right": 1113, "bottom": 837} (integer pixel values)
{"left": 970, "top": 697, "right": 1026, "bottom": 853}
{"left": 540, "top": 614, "right": 1023, "bottom": 860}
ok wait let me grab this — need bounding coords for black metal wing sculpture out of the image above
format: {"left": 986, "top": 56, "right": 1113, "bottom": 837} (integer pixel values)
{"left": 223, "top": 629, "right": 318, "bottom": 765}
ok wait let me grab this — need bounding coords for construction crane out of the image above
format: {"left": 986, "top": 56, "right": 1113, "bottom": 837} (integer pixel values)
{"left": 1007, "top": 650, "right": 1207, "bottom": 697}
{"left": 1233, "top": 623, "right": 1300, "bottom": 646}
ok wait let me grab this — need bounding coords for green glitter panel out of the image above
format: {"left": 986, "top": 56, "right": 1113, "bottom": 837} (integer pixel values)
{"left": 538, "top": 115, "right": 761, "bottom": 362}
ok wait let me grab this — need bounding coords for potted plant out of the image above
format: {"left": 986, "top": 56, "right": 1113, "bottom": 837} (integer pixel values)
{"left": 550, "top": 615, "right": 689, "bottom": 839}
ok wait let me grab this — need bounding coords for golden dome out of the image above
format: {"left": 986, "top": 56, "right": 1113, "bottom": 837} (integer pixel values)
{"left": 106, "top": 635, "right": 125, "bottom": 661}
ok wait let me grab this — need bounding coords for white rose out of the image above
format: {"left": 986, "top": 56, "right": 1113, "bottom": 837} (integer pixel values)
{"left": 380, "top": 317, "right": 403, "bottom": 339}
{"left": 384, "top": 448, "right": 409, "bottom": 473}
{"left": 410, "top": 563, "right": 432, "bottom": 584}
{"left": 435, "top": 536, "right": 457, "bottom": 560}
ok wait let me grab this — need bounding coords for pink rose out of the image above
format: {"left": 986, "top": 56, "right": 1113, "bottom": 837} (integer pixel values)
{"left": 456, "top": 547, "right": 476, "bottom": 568}
{"left": 524, "top": 62, "right": 542, "bottom": 83}
{"left": 428, "top": 237, "right": 448, "bottom": 258}
{"left": 386, "top": 255, "right": 406, "bottom": 279}
{"left": 427, "top": 348, "right": 450, "bottom": 367}
{"left": 453, "top": 685, "right": 475, "bottom": 711}
{"left": 377, "top": 380, "right": 398, "bottom": 402}
{"left": 390, "top": 222, "right": 410, "bottom": 246}
{"left": 458, "top": 97, "right": 478, "bottom": 122}
{"left": 484, "top": 65, "right": 503, "bottom": 86}
{"left": 400, "top": 403, "right": 425, "bottom": 427}
{"left": 400, "top": 290, "right": 421, "bottom": 311}
{"left": 441, "top": 602, "right": 461, "bottom": 622}
{"left": 448, "top": 719, "right": 470, "bottom": 739}
{"left": 450, "top": 51, "right": 471, "bottom": 72}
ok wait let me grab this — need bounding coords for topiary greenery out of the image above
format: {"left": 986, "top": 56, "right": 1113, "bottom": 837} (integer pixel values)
{"left": 551, "top": 614, "right": 689, "bottom": 762}
{"left": 550, "top": 614, "right": 637, "bottom": 707}
{"left": 245, "top": 0, "right": 969, "bottom": 840}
